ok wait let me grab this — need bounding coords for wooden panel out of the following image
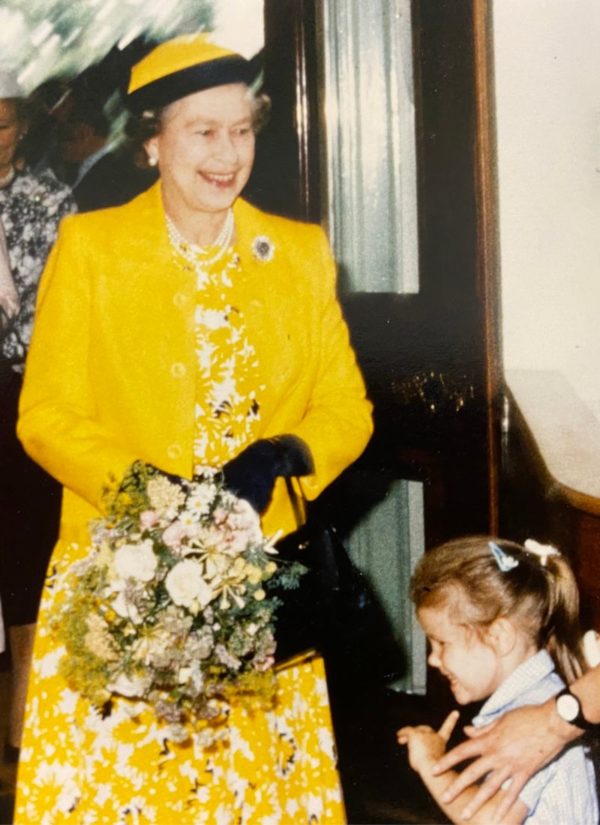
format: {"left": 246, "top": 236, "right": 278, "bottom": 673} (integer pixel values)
{"left": 572, "top": 512, "right": 600, "bottom": 629}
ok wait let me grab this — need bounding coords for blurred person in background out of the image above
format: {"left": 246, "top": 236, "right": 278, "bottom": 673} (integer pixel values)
{"left": 0, "top": 70, "right": 75, "bottom": 762}
{"left": 59, "top": 99, "right": 158, "bottom": 211}
{"left": 17, "top": 78, "right": 74, "bottom": 179}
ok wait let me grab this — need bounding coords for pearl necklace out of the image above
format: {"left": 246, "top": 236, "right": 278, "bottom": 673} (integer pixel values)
{"left": 166, "top": 209, "right": 234, "bottom": 269}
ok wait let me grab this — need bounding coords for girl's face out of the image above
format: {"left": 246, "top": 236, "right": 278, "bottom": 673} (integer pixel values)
{"left": 146, "top": 83, "right": 255, "bottom": 222}
{"left": 0, "top": 98, "right": 24, "bottom": 177}
{"left": 418, "top": 602, "right": 505, "bottom": 705}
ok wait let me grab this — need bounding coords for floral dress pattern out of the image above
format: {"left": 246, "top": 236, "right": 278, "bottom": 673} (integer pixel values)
{"left": 15, "top": 234, "right": 346, "bottom": 825}
{"left": 0, "top": 167, "right": 75, "bottom": 366}
{"left": 185, "top": 243, "right": 264, "bottom": 469}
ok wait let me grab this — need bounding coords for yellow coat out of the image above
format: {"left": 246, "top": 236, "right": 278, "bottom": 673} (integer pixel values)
{"left": 18, "top": 182, "right": 373, "bottom": 545}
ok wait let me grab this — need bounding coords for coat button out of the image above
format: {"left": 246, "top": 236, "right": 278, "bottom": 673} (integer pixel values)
{"left": 167, "top": 443, "right": 182, "bottom": 460}
{"left": 170, "top": 362, "right": 187, "bottom": 378}
{"left": 173, "top": 292, "right": 188, "bottom": 308}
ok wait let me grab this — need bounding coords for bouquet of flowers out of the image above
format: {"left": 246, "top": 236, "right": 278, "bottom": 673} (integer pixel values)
{"left": 55, "top": 461, "right": 305, "bottom": 747}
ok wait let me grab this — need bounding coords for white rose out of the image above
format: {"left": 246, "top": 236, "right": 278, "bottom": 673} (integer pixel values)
{"left": 165, "top": 560, "right": 214, "bottom": 612}
{"left": 113, "top": 540, "right": 158, "bottom": 582}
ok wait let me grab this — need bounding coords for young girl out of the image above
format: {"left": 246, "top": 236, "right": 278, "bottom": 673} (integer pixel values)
{"left": 397, "top": 536, "right": 598, "bottom": 824}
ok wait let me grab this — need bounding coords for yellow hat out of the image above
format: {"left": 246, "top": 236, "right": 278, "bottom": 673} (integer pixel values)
{"left": 127, "top": 33, "right": 261, "bottom": 113}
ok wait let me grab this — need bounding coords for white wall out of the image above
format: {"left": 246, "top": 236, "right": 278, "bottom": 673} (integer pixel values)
{"left": 493, "top": 0, "right": 600, "bottom": 415}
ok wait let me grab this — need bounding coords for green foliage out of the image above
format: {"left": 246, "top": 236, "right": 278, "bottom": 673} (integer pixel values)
{"left": 270, "top": 560, "right": 308, "bottom": 591}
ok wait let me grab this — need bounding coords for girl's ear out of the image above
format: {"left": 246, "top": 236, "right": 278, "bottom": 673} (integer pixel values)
{"left": 485, "top": 616, "right": 517, "bottom": 657}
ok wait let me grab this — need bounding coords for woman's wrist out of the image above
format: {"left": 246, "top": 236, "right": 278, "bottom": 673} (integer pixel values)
{"left": 547, "top": 694, "right": 588, "bottom": 743}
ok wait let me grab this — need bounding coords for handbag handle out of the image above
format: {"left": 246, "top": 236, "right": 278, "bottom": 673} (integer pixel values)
{"left": 285, "top": 477, "right": 306, "bottom": 531}
{"left": 285, "top": 477, "right": 354, "bottom": 593}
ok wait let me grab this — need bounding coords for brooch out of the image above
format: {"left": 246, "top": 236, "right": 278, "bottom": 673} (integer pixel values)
{"left": 251, "top": 235, "right": 275, "bottom": 263}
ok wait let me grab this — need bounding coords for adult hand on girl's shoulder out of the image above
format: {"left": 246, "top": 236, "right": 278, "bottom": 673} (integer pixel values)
{"left": 400, "top": 711, "right": 527, "bottom": 825}
{"left": 397, "top": 710, "right": 460, "bottom": 774}
{"left": 432, "top": 701, "right": 567, "bottom": 821}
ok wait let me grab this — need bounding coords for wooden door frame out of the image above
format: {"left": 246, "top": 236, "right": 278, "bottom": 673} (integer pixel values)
{"left": 254, "top": 0, "right": 502, "bottom": 539}
{"left": 473, "top": 0, "right": 502, "bottom": 534}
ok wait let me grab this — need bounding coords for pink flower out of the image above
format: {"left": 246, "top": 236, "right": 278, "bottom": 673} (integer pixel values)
{"left": 211, "top": 507, "right": 229, "bottom": 526}
{"left": 224, "top": 500, "right": 262, "bottom": 545}
{"left": 162, "top": 521, "right": 188, "bottom": 548}
{"left": 140, "top": 510, "right": 159, "bottom": 530}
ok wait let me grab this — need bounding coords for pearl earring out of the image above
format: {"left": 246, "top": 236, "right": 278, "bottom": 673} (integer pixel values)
{"left": 148, "top": 156, "right": 158, "bottom": 167}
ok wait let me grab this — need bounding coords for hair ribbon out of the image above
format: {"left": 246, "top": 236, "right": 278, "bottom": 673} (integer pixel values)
{"left": 488, "top": 541, "right": 519, "bottom": 572}
{"left": 523, "top": 538, "right": 560, "bottom": 567}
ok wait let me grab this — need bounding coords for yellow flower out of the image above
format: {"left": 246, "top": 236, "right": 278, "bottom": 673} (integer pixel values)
{"left": 84, "top": 613, "right": 119, "bottom": 662}
{"left": 244, "top": 564, "right": 262, "bottom": 585}
{"left": 102, "top": 607, "right": 118, "bottom": 624}
{"left": 253, "top": 589, "right": 266, "bottom": 601}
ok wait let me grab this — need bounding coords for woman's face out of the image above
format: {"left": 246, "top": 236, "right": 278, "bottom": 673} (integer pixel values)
{"left": 146, "top": 83, "right": 255, "bottom": 221}
{"left": 0, "top": 99, "right": 24, "bottom": 177}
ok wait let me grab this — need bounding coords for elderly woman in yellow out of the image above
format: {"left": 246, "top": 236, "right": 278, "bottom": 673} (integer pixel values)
{"left": 15, "top": 33, "right": 372, "bottom": 824}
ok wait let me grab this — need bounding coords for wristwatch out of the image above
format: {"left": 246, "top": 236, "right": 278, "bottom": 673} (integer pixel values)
{"left": 555, "top": 687, "right": 596, "bottom": 731}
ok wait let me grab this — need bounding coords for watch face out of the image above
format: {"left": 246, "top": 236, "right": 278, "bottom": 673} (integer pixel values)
{"left": 557, "top": 692, "right": 580, "bottom": 723}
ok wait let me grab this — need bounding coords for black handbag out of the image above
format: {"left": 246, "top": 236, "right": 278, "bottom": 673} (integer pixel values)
{"left": 271, "top": 481, "right": 400, "bottom": 685}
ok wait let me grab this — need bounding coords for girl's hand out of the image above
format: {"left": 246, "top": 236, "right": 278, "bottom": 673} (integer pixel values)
{"left": 431, "top": 702, "right": 566, "bottom": 821}
{"left": 397, "top": 710, "right": 460, "bottom": 774}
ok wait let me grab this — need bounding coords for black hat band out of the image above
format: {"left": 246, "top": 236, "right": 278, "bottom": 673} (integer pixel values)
{"left": 127, "top": 53, "right": 262, "bottom": 113}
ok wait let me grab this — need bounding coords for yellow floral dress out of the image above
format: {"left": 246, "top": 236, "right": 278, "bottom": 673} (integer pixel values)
{"left": 15, "top": 234, "right": 346, "bottom": 824}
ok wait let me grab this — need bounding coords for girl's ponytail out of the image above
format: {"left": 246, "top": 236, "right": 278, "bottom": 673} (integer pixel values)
{"left": 538, "top": 553, "right": 586, "bottom": 684}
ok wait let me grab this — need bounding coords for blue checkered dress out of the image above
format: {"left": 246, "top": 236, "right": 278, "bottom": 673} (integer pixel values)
{"left": 472, "top": 650, "right": 598, "bottom": 824}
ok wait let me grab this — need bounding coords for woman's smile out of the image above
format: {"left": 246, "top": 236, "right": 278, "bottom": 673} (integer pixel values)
{"left": 200, "top": 171, "right": 237, "bottom": 188}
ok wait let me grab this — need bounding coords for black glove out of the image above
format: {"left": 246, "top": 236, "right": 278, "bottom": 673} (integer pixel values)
{"left": 222, "top": 435, "right": 313, "bottom": 514}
